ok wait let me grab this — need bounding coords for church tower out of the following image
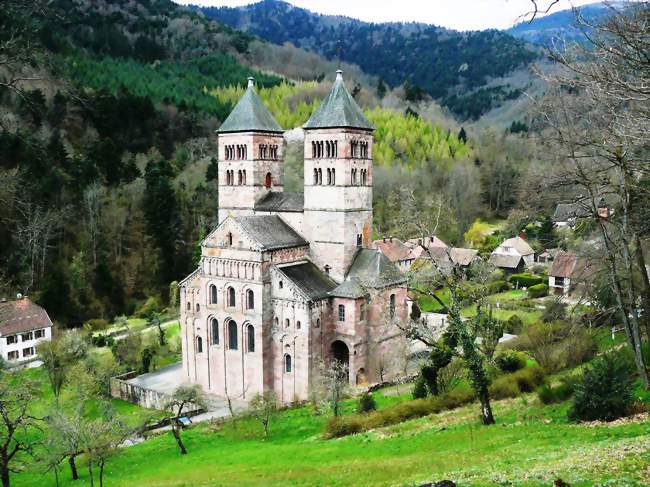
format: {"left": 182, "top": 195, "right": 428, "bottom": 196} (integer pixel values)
{"left": 303, "top": 70, "right": 374, "bottom": 282}
{"left": 217, "top": 77, "right": 284, "bottom": 223}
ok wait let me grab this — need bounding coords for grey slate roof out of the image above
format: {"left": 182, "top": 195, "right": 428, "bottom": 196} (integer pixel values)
{"left": 346, "top": 249, "right": 406, "bottom": 289}
{"left": 279, "top": 262, "right": 338, "bottom": 301}
{"left": 304, "top": 71, "right": 373, "bottom": 131}
{"left": 234, "top": 215, "right": 307, "bottom": 251}
{"left": 330, "top": 279, "right": 367, "bottom": 299}
{"left": 254, "top": 192, "right": 304, "bottom": 213}
{"left": 553, "top": 202, "right": 591, "bottom": 222}
{"left": 217, "top": 79, "right": 283, "bottom": 134}
{"left": 488, "top": 253, "right": 524, "bottom": 269}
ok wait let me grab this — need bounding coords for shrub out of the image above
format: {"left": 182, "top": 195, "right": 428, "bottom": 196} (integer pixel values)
{"left": 495, "top": 350, "right": 527, "bottom": 373}
{"left": 489, "top": 365, "right": 546, "bottom": 399}
{"left": 357, "top": 392, "right": 377, "bottom": 414}
{"left": 85, "top": 318, "right": 109, "bottom": 331}
{"left": 487, "top": 280, "right": 510, "bottom": 295}
{"left": 528, "top": 283, "right": 549, "bottom": 298}
{"left": 541, "top": 301, "right": 566, "bottom": 323}
{"left": 412, "top": 376, "right": 428, "bottom": 399}
{"left": 509, "top": 273, "right": 543, "bottom": 288}
{"left": 505, "top": 314, "right": 524, "bottom": 334}
{"left": 563, "top": 330, "right": 598, "bottom": 369}
{"left": 91, "top": 334, "right": 115, "bottom": 348}
{"left": 569, "top": 352, "right": 634, "bottom": 422}
{"left": 537, "top": 375, "right": 579, "bottom": 404}
{"left": 489, "top": 376, "right": 521, "bottom": 399}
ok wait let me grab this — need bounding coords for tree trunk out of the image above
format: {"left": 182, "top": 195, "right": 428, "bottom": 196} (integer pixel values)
{"left": 1, "top": 461, "right": 9, "bottom": 487}
{"left": 633, "top": 234, "right": 650, "bottom": 342}
{"left": 88, "top": 461, "right": 93, "bottom": 487}
{"left": 68, "top": 455, "right": 78, "bottom": 480}
{"left": 172, "top": 425, "right": 187, "bottom": 455}
{"left": 99, "top": 459, "right": 105, "bottom": 487}
{"left": 479, "top": 393, "right": 495, "bottom": 425}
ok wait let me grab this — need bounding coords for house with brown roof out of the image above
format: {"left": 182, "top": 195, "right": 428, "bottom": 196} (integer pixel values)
{"left": 548, "top": 250, "right": 585, "bottom": 295}
{"left": 0, "top": 296, "right": 53, "bottom": 364}
{"left": 372, "top": 237, "right": 416, "bottom": 271}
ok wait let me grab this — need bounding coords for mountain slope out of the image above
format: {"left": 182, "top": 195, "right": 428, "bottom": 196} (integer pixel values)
{"left": 506, "top": 2, "right": 624, "bottom": 45}
{"left": 198, "top": 0, "right": 539, "bottom": 119}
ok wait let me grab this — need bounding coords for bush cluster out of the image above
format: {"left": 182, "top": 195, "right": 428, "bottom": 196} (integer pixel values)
{"left": 528, "top": 283, "right": 549, "bottom": 298}
{"left": 487, "top": 280, "right": 510, "bottom": 295}
{"left": 324, "top": 388, "right": 476, "bottom": 438}
{"left": 91, "top": 334, "right": 116, "bottom": 348}
{"left": 505, "top": 314, "right": 524, "bottom": 334}
{"left": 489, "top": 365, "right": 547, "bottom": 400}
{"left": 494, "top": 350, "right": 527, "bottom": 373}
{"left": 509, "top": 273, "right": 543, "bottom": 288}
{"left": 357, "top": 392, "right": 377, "bottom": 414}
{"left": 537, "top": 375, "right": 579, "bottom": 405}
{"left": 85, "top": 318, "right": 110, "bottom": 331}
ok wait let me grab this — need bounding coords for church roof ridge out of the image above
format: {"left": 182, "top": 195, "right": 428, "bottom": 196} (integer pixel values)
{"left": 217, "top": 77, "right": 283, "bottom": 134}
{"left": 304, "top": 70, "right": 373, "bottom": 131}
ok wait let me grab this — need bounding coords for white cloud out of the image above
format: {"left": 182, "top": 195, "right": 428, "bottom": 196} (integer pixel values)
{"left": 177, "top": 0, "right": 602, "bottom": 31}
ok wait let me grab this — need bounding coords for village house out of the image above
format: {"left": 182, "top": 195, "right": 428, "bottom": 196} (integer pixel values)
{"left": 488, "top": 235, "right": 535, "bottom": 272}
{"left": 179, "top": 72, "right": 408, "bottom": 404}
{"left": 553, "top": 197, "right": 613, "bottom": 228}
{"left": 0, "top": 296, "right": 53, "bottom": 364}
{"left": 548, "top": 250, "right": 586, "bottom": 296}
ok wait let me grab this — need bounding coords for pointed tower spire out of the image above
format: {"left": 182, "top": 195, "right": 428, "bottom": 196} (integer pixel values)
{"left": 217, "top": 78, "right": 283, "bottom": 134}
{"left": 304, "top": 70, "right": 373, "bottom": 131}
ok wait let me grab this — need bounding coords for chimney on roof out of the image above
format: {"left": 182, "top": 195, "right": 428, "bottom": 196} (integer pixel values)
{"left": 247, "top": 77, "right": 255, "bottom": 89}
{"left": 519, "top": 230, "right": 526, "bottom": 240}
{"left": 336, "top": 69, "right": 343, "bottom": 81}
{"left": 16, "top": 293, "right": 23, "bottom": 300}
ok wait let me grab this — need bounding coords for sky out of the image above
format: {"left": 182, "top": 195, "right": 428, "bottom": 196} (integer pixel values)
{"left": 176, "top": 0, "right": 603, "bottom": 31}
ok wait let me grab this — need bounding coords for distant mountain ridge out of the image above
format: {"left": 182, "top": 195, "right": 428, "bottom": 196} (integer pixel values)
{"left": 506, "top": 2, "right": 625, "bottom": 45}
{"left": 197, "top": 0, "right": 538, "bottom": 119}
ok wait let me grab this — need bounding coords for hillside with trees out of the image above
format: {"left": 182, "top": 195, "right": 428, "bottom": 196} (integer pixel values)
{"left": 199, "top": 0, "right": 539, "bottom": 120}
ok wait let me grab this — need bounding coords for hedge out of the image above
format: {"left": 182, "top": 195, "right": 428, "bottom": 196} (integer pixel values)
{"left": 528, "top": 283, "right": 549, "bottom": 298}
{"left": 509, "top": 273, "right": 544, "bottom": 288}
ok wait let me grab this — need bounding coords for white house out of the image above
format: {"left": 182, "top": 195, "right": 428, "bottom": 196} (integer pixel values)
{"left": 0, "top": 296, "right": 53, "bottom": 364}
{"left": 548, "top": 250, "right": 581, "bottom": 296}
{"left": 488, "top": 236, "right": 535, "bottom": 272}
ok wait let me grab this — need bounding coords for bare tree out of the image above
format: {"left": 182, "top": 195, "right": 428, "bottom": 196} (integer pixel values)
{"left": 84, "top": 183, "right": 105, "bottom": 269}
{"left": 310, "top": 360, "right": 350, "bottom": 417}
{"left": 164, "top": 385, "right": 207, "bottom": 455}
{"left": 248, "top": 391, "right": 278, "bottom": 438}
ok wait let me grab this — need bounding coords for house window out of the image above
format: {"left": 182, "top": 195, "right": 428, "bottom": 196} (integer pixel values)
{"left": 555, "top": 277, "right": 565, "bottom": 286}
{"left": 247, "top": 325, "right": 255, "bottom": 353}
{"left": 246, "top": 289, "right": 255, "bottom": 310}
{"left": 338, "top": 305, "right": 345, "bottom": 322}
{"left": 7, "top": 351, "right": 19, "bottom": 361}
{"left": 6, "top": 335, "right": 16, "bottom": 345}
{"left": 35, "top": 329, "right": 45, "bottom": 339}
{"left": 210, "top": 318, "right": 219, "bottom": 345}
{"left": 209, "top": 284, "right": 218, "bottom": 304}
{"left": 284, "top": 354, "right": 292, "bottom": 373}
{"left": 22, "top": 347, "right": 34, "bottom": 358}
{"left": 228, "top": 321, "right": 238, "bottom": 350}
{"left": 21, "top": 332, "right": 33, "bottom": 342}
{"left": 196, "top": 336, "right": 203, "bottom": 353}
{"left": 265, "top": 172, "right": 272, "bottom": 189}
{"left": 227, "top": 287, "right": 236, "bottom": 307}
{"left": 390, "top": 294, "right": 396, "bottom": 318}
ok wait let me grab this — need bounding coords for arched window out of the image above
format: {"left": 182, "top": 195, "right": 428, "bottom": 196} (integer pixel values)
{"left": 333, "top": 140, "right": 337, "bottom": 158}
{"left": 228, "top": 287, "right": 236, "bottom": 307}
{"left": 331, "top": 168, "right": 335, "bottom": 185}
{"left": 237, "top": 170, "right": 243, "bottom": 185}
{"left": 285, "top": 318, "right": 290, "bottom": 328}
{"left": 209, "top": 284, "right": 217, "bottom": 304}
{"left": 316, "top": 318, "right": 320, "bottom": 328}
{"left": 284, "top": 354, "right": 292, "bottom": 373}
{"left": 196, "top": 336, "right": 203, "bottom": 353}
{"left": 317, "top": 168, "right": 322, "bottom": 185}
{"left": 357, "top": 234, "right": 362, "bottom": 247}
{"left": 210, "top": 318, "right": 219, "bottom": 345}
{"left": 227, "top": 232, "right": 233, "bottom": 246}
{"left": 247, "top": 324, "right": 255, "bottom": 353}
{"left": 265, "top": 172, "right": 272, "bottom": 189}
{"left": 274, "top": 317, "right": 279, "bottom": 328}
{"left": 326, "top": 168, "right": 331, "bottom": 185}
{"left": 242, "top": 170, "right": 246, "bottom": 185}
{"left": 186, "top": 302, "right": 191, "bottom": 311}
{"left": 246, "top": 289, "right": 254, "bottom": 310}
{"left": 296, "top": 321, "right": 301, "bottom": 330}
{"left": 390, "top": 294, "right": 396, "bottom": 317}
{"left": 195, "top": 303, "right": 200, "bottom": 313}
{"left": 228, "top": 321, "right": 238, "bottom": 350}
{"left": 338, "top": 304, "right": 345, "bottom": 322}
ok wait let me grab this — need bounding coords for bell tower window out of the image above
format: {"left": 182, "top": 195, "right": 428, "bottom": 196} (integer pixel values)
{"left": 265, "top": 172, "right": 272, "bottom": 189}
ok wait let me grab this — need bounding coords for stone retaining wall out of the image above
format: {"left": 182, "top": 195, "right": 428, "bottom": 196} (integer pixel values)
{"left": 110, "top": 371, "right": 172, "bottom": 410}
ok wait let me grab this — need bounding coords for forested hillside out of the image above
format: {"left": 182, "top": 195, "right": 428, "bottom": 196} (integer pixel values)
{"left": 199, "top": 0, "right": 539, "bottom": 119}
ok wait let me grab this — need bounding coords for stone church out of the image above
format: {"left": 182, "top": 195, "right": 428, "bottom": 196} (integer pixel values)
{"left": 179, "top": 71, "right": 407, "bottom": 404}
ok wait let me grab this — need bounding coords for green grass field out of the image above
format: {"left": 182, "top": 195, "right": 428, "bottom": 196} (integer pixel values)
{"left": 15, "top": 384, "right": 649, "bottom": 487}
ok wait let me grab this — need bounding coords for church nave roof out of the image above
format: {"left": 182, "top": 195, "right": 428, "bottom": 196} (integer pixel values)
{"left": 234, "top": 215, "right": 307, "bottom": 251}
{"left": 276, "top": 261, "right": 338, "bottom": 301}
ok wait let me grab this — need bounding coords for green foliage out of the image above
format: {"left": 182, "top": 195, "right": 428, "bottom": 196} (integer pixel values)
{"left": 489, "top": 365, "right": 547, "bottom": 399}
{"left": 84, "top": 318, "right": 110, "bottom": 331}
{"left": 412, "top": 377, "right": 428, "bottom": 399}
{"left": 569, "top": 352, "right": 634, "bottom": 422}
{"left": 528, "top": 283, "right": 549, "bottom": 298}
{"left": 509, "top": 273, "right": 543, "bottom": 288}
{"left": 505, "top": 314, "right": 524, "bottom": 334}
{"left": 537, "top": 375, "right": 579, "bottom": 405}
{"left": 134, "top": 297, "right": 162, "bottom": 319}
{"left": 494, "top": 350, "right": 527, "bottom": 373}
{"left": 356, "top": 392, "right": 377, "bottom": 414}
{"left": 542, "top": 301, "right": 567, "bottom": 323}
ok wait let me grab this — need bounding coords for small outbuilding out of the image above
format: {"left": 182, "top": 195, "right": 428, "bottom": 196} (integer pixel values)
{"left": 0, "top": 296, "right": 53, "bottom": 364}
